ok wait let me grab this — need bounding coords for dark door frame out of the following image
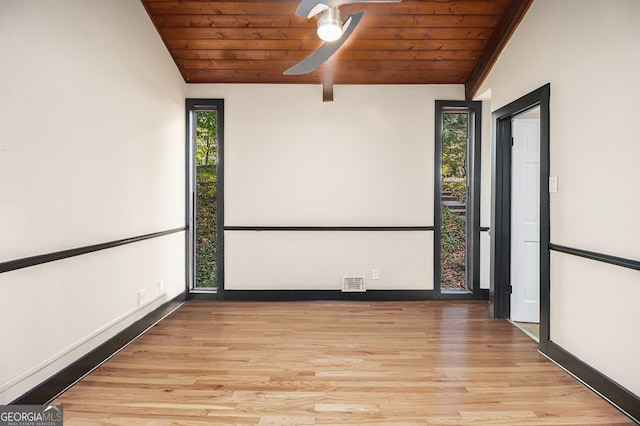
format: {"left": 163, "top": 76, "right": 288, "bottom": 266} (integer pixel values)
{"left": 434, "top": 100, "right": 487, "bottom": 300}
{"left": 490, "top": 84, "right": 550, "bottom": 350}
{"left": 185, "top": 98, "right": 225, "bottom": 300}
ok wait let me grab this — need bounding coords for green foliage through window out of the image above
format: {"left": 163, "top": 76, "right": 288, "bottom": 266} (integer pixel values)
{"left": 441, "top": 112, "right": 468, "bottom": 290}
{"left": 441, "top": 205, "right": 466, "bottom": 289}
{"left": 442, "top": 180, "right": 466, "bottom": 204}
{"left": 196, "top": 111, "right": 217, "bottom": 166}
{"left": 195, "top": 111, "right": 218, "bottom": 288}
{"left": 442, "top": 113, "right": 468, "bottom": 178}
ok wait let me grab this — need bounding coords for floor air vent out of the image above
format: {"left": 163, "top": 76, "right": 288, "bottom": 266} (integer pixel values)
{"left": 342, "top": 276, "right": 366, "bottom": 292}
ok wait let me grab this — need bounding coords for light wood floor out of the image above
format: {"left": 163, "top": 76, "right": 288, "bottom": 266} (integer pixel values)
{"left": 54, "top": 301, "right": 632, "bottom": 425}
{"left": 512, "top": 321, "right": 540, "bottom": 343}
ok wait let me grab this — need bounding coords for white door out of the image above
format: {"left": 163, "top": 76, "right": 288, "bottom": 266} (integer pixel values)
{"left": 510, "top": 108, "right": 540, "bottom": 323}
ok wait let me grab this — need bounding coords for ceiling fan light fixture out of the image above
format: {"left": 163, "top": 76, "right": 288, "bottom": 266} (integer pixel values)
{"left": 317, "top": 8, "right": 343, "bottom": 42}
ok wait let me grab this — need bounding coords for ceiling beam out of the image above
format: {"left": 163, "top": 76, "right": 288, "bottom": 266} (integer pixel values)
{"left": 464, "top": 0, "right": 533, "bottom": 100}
{"left": 323, "top": 60, "right": 334, "bottom": 102}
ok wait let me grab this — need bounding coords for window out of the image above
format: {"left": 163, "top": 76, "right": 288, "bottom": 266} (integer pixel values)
{"left": 186, "top": 99, "right": 224, "bottom": 294}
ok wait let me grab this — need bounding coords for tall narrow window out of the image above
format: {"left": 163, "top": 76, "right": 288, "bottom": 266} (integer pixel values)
{"left": 195, "top": 111, "right": 218, "bottom": 288}
{"left": 441, "top": 111, "right": 469, "bottom": 291}
{"left": 187, "top": 99, "right": 224, "bottom": 294}
{"left": 434, "top": 101, "right": 482, "bottom": 298}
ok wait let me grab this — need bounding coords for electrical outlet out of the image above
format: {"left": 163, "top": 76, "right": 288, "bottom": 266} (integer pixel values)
{"left": 372, "top": 269, "right": 380, "bottom": 280}
{"left": 157, "top": 280, "right": 165, "bottom": 293}
{"left": 138, "top": 289, "right": 146, "bottom": 306}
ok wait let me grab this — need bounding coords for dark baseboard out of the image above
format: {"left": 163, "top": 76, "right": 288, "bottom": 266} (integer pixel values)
{"left": 220, "top": 289, "right": 434, "bottom": 301}
{"left": 199, "top": 289, "right": 487, "bottom": 302}
{"left": 11, "top": 292, "right": 186, "bottom": 405}
{"left": 544, "top": 341, "right": 640, "bottom": 424}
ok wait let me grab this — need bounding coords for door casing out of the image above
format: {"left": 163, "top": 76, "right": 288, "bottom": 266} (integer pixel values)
{"left": 490, "top": 84, "right": 550, "bottom": 350}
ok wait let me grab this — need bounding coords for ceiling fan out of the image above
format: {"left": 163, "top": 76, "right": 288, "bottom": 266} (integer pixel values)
{"left": 283, "top": 0, "right": 402, "bottom": 76}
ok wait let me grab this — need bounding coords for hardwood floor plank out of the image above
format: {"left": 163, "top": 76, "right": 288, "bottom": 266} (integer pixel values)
{"left": 54, "top": 301, "right": 633, "bottom": 425}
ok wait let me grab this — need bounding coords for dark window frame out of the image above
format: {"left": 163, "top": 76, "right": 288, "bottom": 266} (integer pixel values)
{"left": 186, "top": 99, "right": 225, "bottom": 299}
{"left": 434, "top": 100, "right": 486, "bottom": 300}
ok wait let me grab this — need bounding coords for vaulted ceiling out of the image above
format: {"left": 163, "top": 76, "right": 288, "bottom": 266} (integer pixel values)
{"left": 141, "top": 0, "right": 532, "bottom": 99}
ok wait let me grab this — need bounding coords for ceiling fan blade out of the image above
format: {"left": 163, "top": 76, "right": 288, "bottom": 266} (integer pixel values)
{"left": 296, "top": 0, "right": 401, "bottom": 18}
{"left": 284, "top": 11, "right": 364, "bottom": 75}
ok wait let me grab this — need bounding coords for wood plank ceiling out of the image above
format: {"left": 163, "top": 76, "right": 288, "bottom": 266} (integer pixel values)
{"left": 141, "top": 0, "right": 532, "bottom": 99}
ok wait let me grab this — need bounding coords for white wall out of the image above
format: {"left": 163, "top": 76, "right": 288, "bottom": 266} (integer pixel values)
{"left": 0, "top": 0, "right": 186, "bottom": 403}
{"left": 479, "top": 97, "right": 493, "bottom": 290}
{"left": 226, "top": 231, "right": 432, "bottom": 290}
{"left": 187, "top": 84, "right": 463, "bottom": 290}
{"left": 476, "top": 0, "right": 640, "bottom": 397}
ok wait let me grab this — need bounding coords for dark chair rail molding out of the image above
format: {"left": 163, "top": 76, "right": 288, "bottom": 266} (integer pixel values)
{"left": 224, "top": 226, "right": 435, "bottom": 231}
{"left": 549, "top": 243, "right": 640, "bottom": 272}
{"left": 0, "top": 227, "right": 186, "bottom": 275}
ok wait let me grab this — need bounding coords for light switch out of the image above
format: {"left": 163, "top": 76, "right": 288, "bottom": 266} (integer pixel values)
{"left": 549, "top": 176, "right": 558, "bottom": 193}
